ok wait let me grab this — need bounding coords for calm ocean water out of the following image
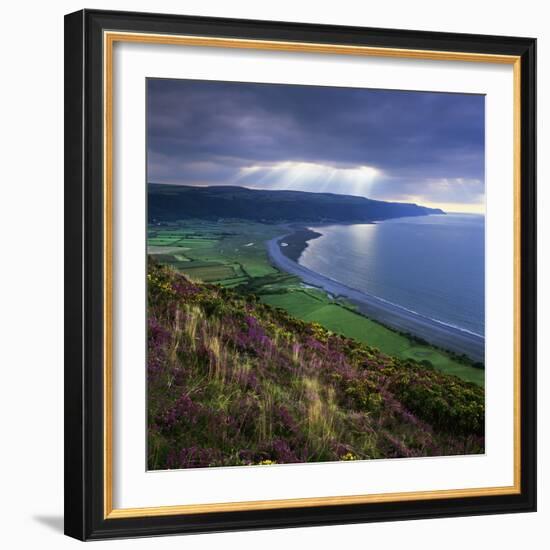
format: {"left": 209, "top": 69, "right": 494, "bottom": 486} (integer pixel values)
{"left": 299, "top": 214, "right": 485, "bottom": 336}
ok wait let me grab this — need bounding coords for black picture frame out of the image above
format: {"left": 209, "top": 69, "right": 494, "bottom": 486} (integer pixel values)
{"left": 64, "top": 8, "right": 537, "bottom": 541}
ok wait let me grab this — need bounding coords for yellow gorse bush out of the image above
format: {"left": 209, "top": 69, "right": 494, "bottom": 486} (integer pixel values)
{"left": 340, "top": 452, "right": 359, "bottom": 461}
{"left": 147, "top": 272, "right": 176, "bottom": 297}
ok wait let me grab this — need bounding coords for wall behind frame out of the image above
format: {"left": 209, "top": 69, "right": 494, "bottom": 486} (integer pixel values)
{"left": 0, "top": 1, "right": 545, "bottom": 549}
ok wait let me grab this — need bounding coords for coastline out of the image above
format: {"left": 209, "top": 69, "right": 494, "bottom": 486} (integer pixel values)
{"left": 267, "top": 230, "right": 485, "bottom": 363}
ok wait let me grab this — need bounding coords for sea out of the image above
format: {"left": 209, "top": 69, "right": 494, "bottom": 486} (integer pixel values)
{"left": 298, "top": 214, "right": 485, "bottom": 337}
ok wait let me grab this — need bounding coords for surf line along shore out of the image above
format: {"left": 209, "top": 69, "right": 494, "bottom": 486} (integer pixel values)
{"left": 265, "top": 230, "right": 485, "bottom": 363}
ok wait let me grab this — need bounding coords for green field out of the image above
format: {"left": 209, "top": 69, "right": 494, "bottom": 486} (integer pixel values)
{"left": 148, "top": 219, "right": 484, "bottom": 386}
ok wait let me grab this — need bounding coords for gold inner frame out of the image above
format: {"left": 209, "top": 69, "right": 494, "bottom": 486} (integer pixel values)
{"left": 103, "top": 30, "right": 522, "bottom": 519}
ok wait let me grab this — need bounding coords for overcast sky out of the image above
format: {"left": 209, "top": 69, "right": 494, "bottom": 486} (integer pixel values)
{"left": 147, "top": 78, "right": 485, "bottom": 213}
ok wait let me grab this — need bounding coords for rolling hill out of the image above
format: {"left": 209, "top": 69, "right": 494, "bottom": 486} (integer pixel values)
{"left": 148, "top": 184, "right": 444, "bottom": 223}
{"left": 148, "top": 260, "right": 483, "bottom": 470}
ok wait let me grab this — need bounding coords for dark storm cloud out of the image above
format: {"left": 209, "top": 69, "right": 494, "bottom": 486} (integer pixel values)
{"left": 147, "top": 78, "right": 485, "bottom": 209}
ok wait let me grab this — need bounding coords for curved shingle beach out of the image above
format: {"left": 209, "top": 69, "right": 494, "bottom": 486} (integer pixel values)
{"left": 266, "top": 232, "right": 485, "bottom": 363}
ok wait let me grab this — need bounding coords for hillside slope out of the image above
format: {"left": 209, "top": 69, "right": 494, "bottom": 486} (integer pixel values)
{"left": 148, "top": 183, "right": 444, "bottom": 223}
{"left": 148, "top": 260, "right": 483, "bottom": 470}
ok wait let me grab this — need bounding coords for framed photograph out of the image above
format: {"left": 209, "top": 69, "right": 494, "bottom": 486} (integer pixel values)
{"left": 64, "top": 9, "right": 536, "bottom": 540}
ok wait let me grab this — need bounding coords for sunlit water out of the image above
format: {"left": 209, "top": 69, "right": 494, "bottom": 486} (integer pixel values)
{"left": 299, "top": 214, "right": 485, "bottom": 336}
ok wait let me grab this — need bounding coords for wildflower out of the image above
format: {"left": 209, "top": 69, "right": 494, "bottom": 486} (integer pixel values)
{"left": 275, "top": 406, "right": 297, "bottom": 435}
{"left": 157, "top": 394, "right": 201, "bottom": 431}
{"left": 270, "top": 439, "right": 299, "bottom": 463}
{"left": 340, "top": 452, "right": 359, "bottom": 461}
